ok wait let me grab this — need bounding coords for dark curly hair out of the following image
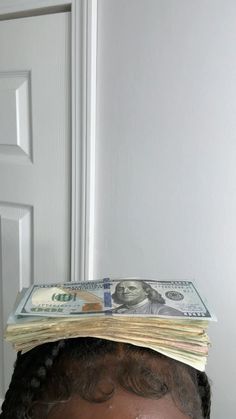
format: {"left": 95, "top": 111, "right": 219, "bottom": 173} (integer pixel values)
{"left": 0, "top": 338, "right": 211, "bottom": 419}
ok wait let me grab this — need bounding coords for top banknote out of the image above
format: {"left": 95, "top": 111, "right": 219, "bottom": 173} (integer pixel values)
{"left": 14, "top": 278, "right": 215, "bottom": 320}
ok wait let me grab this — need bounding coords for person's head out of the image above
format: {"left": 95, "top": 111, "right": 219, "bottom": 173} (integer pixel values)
{"left": 0, "top": 338, "right": 211, "bottom": 419}
{"left": 112, "top": 280, "right": 165, "bottom": 306}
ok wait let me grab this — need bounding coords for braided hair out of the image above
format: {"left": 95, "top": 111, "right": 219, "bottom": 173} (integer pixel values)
{"left": 0, "top": 338, "right": 211, "bottom": 419}
{"left": 0, "top": 340, "right": 65, "bottom": 419}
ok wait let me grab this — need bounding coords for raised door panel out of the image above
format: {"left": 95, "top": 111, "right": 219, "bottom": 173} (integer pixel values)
{"left": 0, "top": 71, "right": 32, "bottom": 160}
{"left": 0, "top": 204, "right": 32, "bottom": 392}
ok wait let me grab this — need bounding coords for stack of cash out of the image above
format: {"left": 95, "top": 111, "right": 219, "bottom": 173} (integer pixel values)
{"left": 5, "top": 278, "right": 216, "bottom": 371}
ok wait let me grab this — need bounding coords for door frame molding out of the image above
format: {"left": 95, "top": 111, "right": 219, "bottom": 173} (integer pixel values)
{"left": 0, "top": 0, "right": 97, "bottom": 282}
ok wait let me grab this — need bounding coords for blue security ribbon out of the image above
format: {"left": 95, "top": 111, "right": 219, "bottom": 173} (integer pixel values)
{"left": 103, "top": 278, "right": 112, "bottom": 308}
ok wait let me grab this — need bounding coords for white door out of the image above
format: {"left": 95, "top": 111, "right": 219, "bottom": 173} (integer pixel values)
{"left": 0, "top": 12, "right": 71, "bottom": 400}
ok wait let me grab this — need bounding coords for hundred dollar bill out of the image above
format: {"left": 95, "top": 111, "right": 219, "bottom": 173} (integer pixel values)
{"left": 14, "top": 279, "right": 215, "bottom": 320}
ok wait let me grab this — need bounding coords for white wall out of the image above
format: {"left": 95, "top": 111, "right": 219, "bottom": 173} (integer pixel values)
{"left": 95, "top": 1, "right": 236, "bottom": 418}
